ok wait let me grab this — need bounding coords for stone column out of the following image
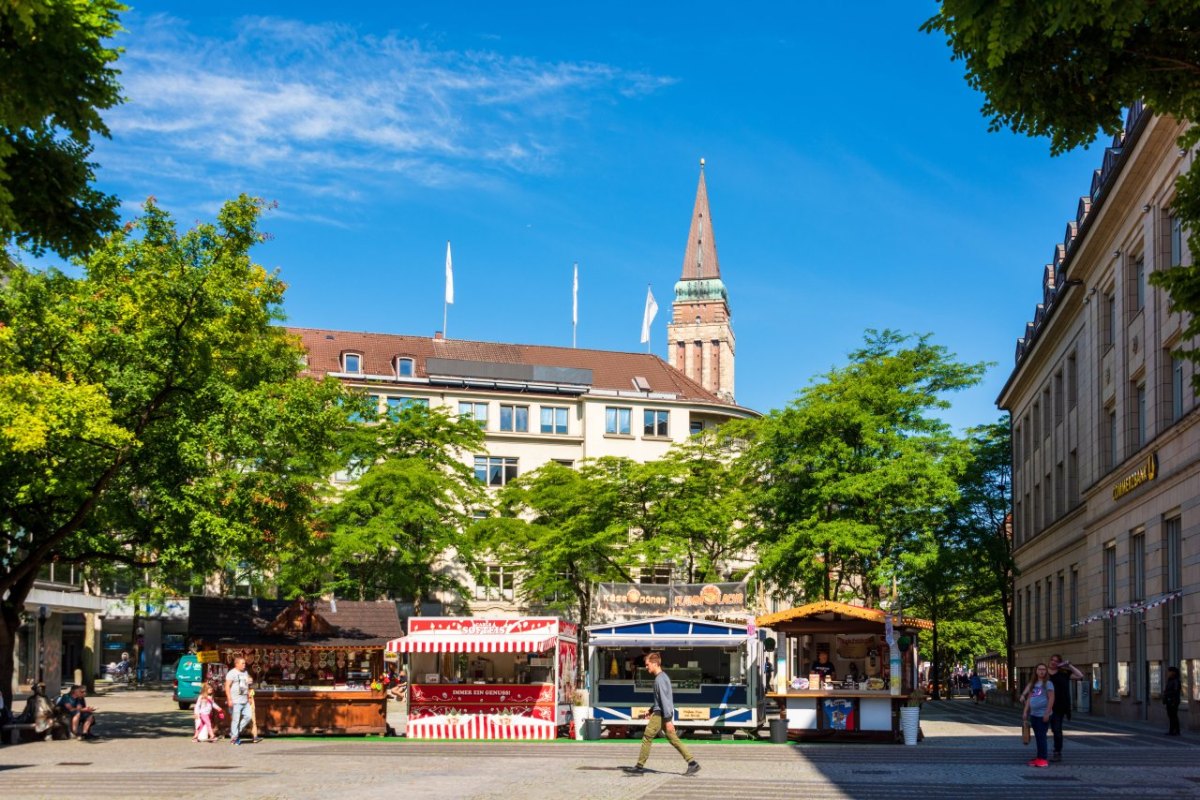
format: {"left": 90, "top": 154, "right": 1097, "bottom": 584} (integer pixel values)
{"left": 42, "top": 613, "right": 63, "bottom": 696}
{"left": 142, "top": 619, "right": 163, "bottom": 682}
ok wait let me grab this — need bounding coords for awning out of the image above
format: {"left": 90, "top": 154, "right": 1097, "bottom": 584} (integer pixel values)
{"left": 386, "top": 633, "right": 558, "bottom": 654}
{"left": 587, "top": 635, "right": 747, "bottom": 648}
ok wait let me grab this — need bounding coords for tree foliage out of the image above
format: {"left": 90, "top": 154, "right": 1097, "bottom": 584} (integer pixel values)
{"left": 1, "top": 0, "right": 125, "bottom": 257}
{"left": 0, "top": 196, "right": 352, "bottom": 708}
{"left": 732, "top": 330, "right": 986, "bottom": 604}
{"left": 301, "top": 404, "right": 487, "bottom": 607}
{"left": 923, "top": 1, "right": 1200, "bottom": 378}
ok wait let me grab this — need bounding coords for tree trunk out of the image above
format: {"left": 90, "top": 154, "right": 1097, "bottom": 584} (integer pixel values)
{"left": 930, "top": 605, "right": 941, "bottom": 700}
{"left": 1, "top": 571, "right": 36, "bottom": 711}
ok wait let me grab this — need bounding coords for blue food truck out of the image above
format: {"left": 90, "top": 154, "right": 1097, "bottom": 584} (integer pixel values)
{"left": 586, "top": 616, "right": 764, "bottom": 734}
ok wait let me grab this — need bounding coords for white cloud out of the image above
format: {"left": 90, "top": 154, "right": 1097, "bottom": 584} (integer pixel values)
{"left": 98, "top": 14, "right": 674, "bottom": 221}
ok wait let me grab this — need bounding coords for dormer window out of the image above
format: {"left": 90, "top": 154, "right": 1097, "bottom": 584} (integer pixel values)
{"left": 343, "top": 352, "right": 362, "bottom": 374}
{"left": 396, "top": 357, "right": 415, "bottom": 378}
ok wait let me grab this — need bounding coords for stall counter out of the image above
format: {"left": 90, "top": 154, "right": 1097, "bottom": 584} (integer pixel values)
{"left": 214, "top": 688, "right": 388, "bottom": 736}
{"left": 768, "top": 691, "right": 912, "bottom": 741}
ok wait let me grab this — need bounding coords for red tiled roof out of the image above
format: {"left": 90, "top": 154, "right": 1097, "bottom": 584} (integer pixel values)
{"left": 286, "top": 326, "right": 749, "bottom": 411}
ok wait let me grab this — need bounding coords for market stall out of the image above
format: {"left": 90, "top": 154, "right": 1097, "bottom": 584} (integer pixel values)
{"left": 386, "top": 617, "right": 579, "bottom": 740}
{"left": 585, "top": 616, "right": 763, "bottom": 734}
{"left": 188, "top": 596, "right": 402, "bottom": 736}
{"left": 756, "top": 601, "right": 932, "bottom": 742}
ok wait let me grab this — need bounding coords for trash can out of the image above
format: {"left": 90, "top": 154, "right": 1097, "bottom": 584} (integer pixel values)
{"left": 769, "top": 718, "right": 789, "bottom": 744}
{"left": 583, "top": 718, "right": 602, "bottom": 740}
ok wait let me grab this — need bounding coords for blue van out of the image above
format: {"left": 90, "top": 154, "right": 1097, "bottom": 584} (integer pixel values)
{"left": 172, "top": 653, "right": 203, "bottom": 710}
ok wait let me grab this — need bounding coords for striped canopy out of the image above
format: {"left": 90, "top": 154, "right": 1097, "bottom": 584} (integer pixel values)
{"left": 386, "top": 633, "right": 557, "bottom": 654}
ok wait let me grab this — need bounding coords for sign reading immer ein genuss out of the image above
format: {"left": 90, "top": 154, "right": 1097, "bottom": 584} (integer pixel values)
{"left": 1112, "top": 453, "right": 1157, "bottom": 501}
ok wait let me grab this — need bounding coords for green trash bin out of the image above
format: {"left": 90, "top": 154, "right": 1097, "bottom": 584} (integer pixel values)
{"left": 583, "top": 718, "right": 602, "bottom": 740}
{"left": 769, "top": 718, "right": 789, "bottom": 743}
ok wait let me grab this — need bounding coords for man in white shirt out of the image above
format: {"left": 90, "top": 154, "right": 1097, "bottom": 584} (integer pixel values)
{"left": 224, "top": 657, "right": 253, "bottom": 745}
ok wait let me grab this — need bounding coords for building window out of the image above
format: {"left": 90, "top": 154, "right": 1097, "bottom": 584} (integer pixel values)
{"left": 1133, "top": 256, "right": 1146, "bottom": 313}
{"left": 1134, "top": 382, "right": 1147, "bottom": 449}
{"left": 1034, "top": 583, "right": 1042, "bottom": 641}
{"left": 1023, "top": 414, "right": 1031, "bottom": 459}
{"left": 396, "top": 357, "right": 415, "bottom": 377}
{"left": 1104, "top": 544, "right": 1118, "bottom": 699}
{"left": 1104, "top": 405, "right": 1118, "bottom": 472}
{"left": 1045, "top": 578, "right": 1053, "bottom": 642}
{"left": 333, "top": 458, "right": 365, "bottom": 484}
{"left": 605, "top": 407, "right": 631, "bottom": 435}
{"left": 1068, "top": 449, "right": 1079, "bottom": 509}
{"left": 1042, "top": 387, "right": 1052, "bottom": 439}
{"left": 1032, "top": 483, "right": 1042, "bottom": 535}
{"left": 343, "top": 352, "right": 362, "bottom": 374}
{"left": 1055, "top": 461, "right": 1065, "bottom": 519}
{"left": 474, "top": 456, "right": 518, "bottom": 487}
{"left": 689, "top": 420, "right": 704, "bottom": 436}
{"left": 386, "top": 396, "right": 429, "bottom": 418}
{"left": 1032, "top": 402, "right": 1041, "bottom": 450}
{"left": 1015, "top": 591, "right": 1023, "bottom": 645}
{"left": 1165, "top": 516, "right": 1183, "bottom": 670}
{"left": 643, "top": 409, "right": 669, "bottom": 437}
{"left": 1015, "top": 423, "right": 1023, "bottom": 466}
{"left": 1067, "top": 352, "right": 1078, "bottom": 409}
{"left": 540, "top": 406, "right": 568, "bottom": 435}
{"left": 1025, "top": 586, "right": 1032, "bottom": 646}
{"left": 459, "top": 401, "right": 488, "bottom": 428}
{"left": 1054, "top": 371, "right": 1064, "bottom": 426}
{"left": 638, "top": 564, "right": 673, "bottom": 585}
{"left": 551, "top": 459, "right": 575, "bottom": 469}
{"left": 1171, "top": 354, "right": 1185, "bottom": 422}
{"left": 1069, "top": 566, "right": 1079, "bottom": 635}
{"left": 476, "top": 564, "right": 517, "bottom": 600}
{"left": 1103, "top": 290, "right": 1117, "bottom": 348}
{"left": 1170, "top": 213, "right": 1183, "bottom": 266}
{"left": 499, "top": 404, "right": 529, "bottom": 433}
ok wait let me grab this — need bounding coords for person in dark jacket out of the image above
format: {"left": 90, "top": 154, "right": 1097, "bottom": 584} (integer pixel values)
{"left": 1164, "top": 666, "right": 1182, "bottom": 736}
{"left": 622, "top": 652, "right": 700, "bottom": 776}
{"left": 1046, "top": 654, "right": 1083, "bottom": 761}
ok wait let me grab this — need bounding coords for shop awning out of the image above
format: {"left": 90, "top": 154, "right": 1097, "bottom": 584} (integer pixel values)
{"left": 586, "top": 616, "right": 751, "bottom": 649}
{"left": 386, "top": 633, "right": 557, "bottom": 654}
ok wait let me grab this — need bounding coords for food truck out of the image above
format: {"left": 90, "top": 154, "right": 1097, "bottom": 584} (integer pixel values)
{"left": 756, "top": 600, "right": 932, "bottom": 741}
{"left": 188, "top": 596, "right": 402, "bottom": 736}
{"left": 386, "top": 617, "right": 579, "bottom": 740}
{"left": 585, "top": 616, "right": 764, "bottom": 734}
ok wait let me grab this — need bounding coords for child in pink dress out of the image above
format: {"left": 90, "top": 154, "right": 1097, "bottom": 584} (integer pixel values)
{"left": 193, "top": 684, "right": 222, "bottom": 742}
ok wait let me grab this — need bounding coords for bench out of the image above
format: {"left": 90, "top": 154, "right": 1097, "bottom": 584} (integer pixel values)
{"left": 1, "top": 722, "right": 54, "bottom": 745}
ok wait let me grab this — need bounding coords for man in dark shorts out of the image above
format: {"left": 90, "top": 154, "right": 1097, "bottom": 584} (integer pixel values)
{"left": 1047, "top": 654, "right": 1083, "bottom": 761}
{"left": 622, "top": 653, "right": 700, "bottom": 776}
{"left": 57, "top": 685, "right": 98, "bottom": 739}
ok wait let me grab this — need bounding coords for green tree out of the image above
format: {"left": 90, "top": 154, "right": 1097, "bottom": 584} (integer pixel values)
{"left": 0, "top": 196, "right": 352, "bottom": 710}
{"left": 473, "top": 458, "right": 642, "bottom": 632}
{"left": 923, "top": 1, "right": 1200, "bottom": 377}
{"left": 308, "top": 404, "right": 486, "bottom": 607}
{"left": 733, "top": 330, "right": 986, "bottom": 604}
{"left": 1, "top": 0, "right": 125, "bottom": 258}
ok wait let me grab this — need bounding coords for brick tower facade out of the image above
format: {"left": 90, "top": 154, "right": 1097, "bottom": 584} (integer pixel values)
{"left": 667, "top": 160, "right": 735, "bottom": 403}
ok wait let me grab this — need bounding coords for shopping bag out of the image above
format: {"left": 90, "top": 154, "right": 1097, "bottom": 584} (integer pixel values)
{"left": 1021, "top": 719, "right": 1031, "bottom": 745}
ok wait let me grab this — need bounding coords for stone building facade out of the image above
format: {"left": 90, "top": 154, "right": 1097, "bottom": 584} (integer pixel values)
{"left": 998, "top": 104, "right": 1200, "bottom": 728}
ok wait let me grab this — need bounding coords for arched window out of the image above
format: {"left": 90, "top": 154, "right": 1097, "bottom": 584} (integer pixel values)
{"left": 342, "top": 352, "right": 362, "bottom": 374}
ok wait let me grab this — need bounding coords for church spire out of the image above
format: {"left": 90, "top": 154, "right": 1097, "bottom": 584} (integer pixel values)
{"left": 681, "top": 158, "right": 721, "bottom": 281}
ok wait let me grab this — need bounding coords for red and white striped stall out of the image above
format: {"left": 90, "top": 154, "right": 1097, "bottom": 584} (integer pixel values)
{"left": 387, "top": 617, "right": 579, "bottom": 740}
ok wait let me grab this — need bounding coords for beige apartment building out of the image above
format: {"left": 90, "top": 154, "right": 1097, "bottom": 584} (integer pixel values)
{"left": 998, "top": 104, "right": 1200, "bottom": 729}
{"left": 291, "top": 165, "right": 757, "bottom": 616}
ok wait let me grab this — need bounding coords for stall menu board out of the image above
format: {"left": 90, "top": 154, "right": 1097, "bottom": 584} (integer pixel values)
{"left": 215, "top": 647, "right": 379, "bottom": 688}
{"left": 409, "top": 684, "right": 556, "bottom": 721}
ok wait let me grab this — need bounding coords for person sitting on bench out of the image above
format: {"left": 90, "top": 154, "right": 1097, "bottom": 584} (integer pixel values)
{"left": 56, "top": 685, "right": 98, "bottom": 739}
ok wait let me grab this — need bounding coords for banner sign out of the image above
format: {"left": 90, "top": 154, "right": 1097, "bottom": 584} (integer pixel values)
{"left": 593, "top": 582, "right": 748, "bottom": 622}
{"left": 409, "top": 683, "right": 555, "bottom": 719}
{"left": 407, "top": 617, "right": 563, "bottom": 637}
{"left": 195, "top": 650, "right": 221, "bottom": 664}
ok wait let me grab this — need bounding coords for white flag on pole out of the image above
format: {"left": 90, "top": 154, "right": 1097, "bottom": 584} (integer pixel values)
{"left": 445, "top": 241, "right": 454, "bottom": 305}
{"left": 573, "top": 263, "right": 578, "bottom": 326}
{"left": 640, "top": 285, "right": 658, "bottom": 344}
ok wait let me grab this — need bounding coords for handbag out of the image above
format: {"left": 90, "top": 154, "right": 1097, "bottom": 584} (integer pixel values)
{"left": 1022, "top": 718, "right": 1031, "bottom": 745}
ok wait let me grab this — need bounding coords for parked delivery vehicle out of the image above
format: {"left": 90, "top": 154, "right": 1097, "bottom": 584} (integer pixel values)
{"left": 172, "top": 653, "right": 203, "bottom": 710}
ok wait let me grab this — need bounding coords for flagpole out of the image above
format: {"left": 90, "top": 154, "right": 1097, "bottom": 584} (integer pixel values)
{"left": 572, "top": 262, "right": 578, "bottom": 349}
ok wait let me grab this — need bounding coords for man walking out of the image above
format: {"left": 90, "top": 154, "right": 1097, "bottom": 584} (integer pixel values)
{"left": 623, "top": 653, "right": 700, "bottom": 776}
{"left": 1047, "top": 654, "right": 1083, "bottom": 761}
{"left": 224, "top": 657, "right": 253, "bottom": 745}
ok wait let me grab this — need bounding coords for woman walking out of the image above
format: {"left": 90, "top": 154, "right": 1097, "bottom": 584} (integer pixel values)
{"left": 1022, "top": 663, "right": 1055, "bottom": 767}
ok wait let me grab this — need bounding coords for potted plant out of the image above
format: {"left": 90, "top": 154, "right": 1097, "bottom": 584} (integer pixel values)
{"left": 900, "top": 693, "right": 923, "bottom": 745}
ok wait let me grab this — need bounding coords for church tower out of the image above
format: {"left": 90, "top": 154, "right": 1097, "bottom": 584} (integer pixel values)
{"left": 667, "top": 159, "right": 735, "bottom": 403}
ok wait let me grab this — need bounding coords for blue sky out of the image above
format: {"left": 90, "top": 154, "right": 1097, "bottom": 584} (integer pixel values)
{"left": 88, "top": 2, "right": 1106, "bottom": 430}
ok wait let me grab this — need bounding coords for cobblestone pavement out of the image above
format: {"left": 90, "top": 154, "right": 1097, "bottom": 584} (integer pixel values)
{"left": 2, "top": 688, "right": 1197, "bottom": 799}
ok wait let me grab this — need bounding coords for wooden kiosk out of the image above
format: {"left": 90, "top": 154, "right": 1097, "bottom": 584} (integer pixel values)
{"left": 188, "top": 596, "right": 403, "bottom": 736}
{"left": 757, "top": 601, "right": 932, "bottom": 742}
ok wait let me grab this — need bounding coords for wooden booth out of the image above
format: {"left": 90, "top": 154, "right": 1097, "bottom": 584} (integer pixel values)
{"left": 757, "top": 601, "right": 933, "bottom": 742}
{"left": 188, "top": 596, "right": 403, "bottom": 736}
